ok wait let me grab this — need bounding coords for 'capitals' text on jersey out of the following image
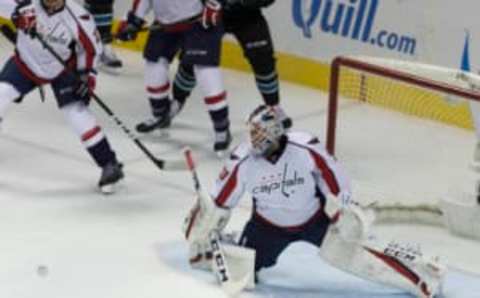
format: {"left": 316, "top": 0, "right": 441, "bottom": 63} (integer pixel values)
{"left": 211, "top": 132, "right": 351, "bottom": 229}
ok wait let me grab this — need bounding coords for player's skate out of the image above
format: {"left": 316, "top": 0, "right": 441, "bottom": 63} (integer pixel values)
{"left": 98, "top": 161, "right": 124, "bottom": 194}
{"left": 136, "top": 101, "right": 172, "bottom": 133}
{"left": 136, "top": 116, "right": 172, "bottom": 133}
{"left": 214, "top": 130, "right": 232, "bottom": 157}
{"left": 99, "top": 44, "right": 123, "bottom": 72}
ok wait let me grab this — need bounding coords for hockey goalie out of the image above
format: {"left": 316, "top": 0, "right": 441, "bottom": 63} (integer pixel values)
{"left": 183, "top": 105, "right": 446, "bottom": 297}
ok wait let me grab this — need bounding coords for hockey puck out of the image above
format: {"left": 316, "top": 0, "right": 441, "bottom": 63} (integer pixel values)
{"left": 36, "top": 265, "right": 48, "bottom": 277}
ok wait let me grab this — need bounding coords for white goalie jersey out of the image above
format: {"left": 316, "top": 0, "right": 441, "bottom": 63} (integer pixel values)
{"left": 15, "top": 0, "right": 101, "bottom": 82}
{"left": 211, "top": 132, "right": 352, "bottom": 229}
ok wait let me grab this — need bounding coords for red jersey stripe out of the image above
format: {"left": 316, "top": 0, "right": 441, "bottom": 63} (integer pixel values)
{"left": 309, "top": 149, "right": 340, "bottom": 195}
{"left": 77, "top": 24, "right": 96, "bottom": 70}
{"left": 13, "top": 54, "right": 50, "bottom": 85}
{"left": 215, "top": 165, "right": 239, "bottom": 206}
{"left": 364, "top": 247, "right": 430, "bottom": 296}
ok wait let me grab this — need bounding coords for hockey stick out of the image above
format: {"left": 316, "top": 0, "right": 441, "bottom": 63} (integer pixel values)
{"left": 0, "top": 24, "right": 46, "bottom": 103}
{"left": 31, "top": 30, "right": 186, "bottom": 171}
{"left": 183, "top": 148, "right": 233, "bottom": 290}
{"left": 183, "top": 148, "right": 251, "bottom": 296}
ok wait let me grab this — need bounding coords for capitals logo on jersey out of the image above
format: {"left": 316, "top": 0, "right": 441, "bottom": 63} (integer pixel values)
{"left": 252, "top": 164, "right": 305, "bottom": 198}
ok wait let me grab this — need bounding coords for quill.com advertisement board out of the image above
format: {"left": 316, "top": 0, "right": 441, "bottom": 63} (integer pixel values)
{"left": 111, "top": 0, "right": 478, "bottom": 68}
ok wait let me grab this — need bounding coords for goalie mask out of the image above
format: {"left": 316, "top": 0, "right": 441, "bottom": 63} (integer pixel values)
{"left": 247, "top": 105, "right": 285, "bottom": 156}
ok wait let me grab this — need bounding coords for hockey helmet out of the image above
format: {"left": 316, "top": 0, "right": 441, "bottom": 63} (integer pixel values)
{"left": 247, "top": 105, "right": 285, "bottom": 156}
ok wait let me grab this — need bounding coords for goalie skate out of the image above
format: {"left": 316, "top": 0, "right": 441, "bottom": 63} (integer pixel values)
{"left": 98, "top": 161, "right": 124, "bottom": 194}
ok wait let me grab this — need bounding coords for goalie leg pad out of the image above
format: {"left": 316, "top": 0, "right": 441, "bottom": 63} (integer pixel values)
{"left": 320, "top": 229, "right": 446, "bottom": 298}
{"left": 221, "top": 241, "right": 256, "bottom": 290}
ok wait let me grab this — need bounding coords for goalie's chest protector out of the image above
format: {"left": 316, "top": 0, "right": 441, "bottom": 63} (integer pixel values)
{"left": 245, "top": 143, "right": 322, "bottom": 228}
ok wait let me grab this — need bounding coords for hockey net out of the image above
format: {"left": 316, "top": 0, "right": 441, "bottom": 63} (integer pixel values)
{"left": 327, "top": 56, "right": 480, "bottom": 239}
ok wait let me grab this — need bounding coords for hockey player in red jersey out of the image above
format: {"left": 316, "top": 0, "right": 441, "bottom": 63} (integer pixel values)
{"left": 0, "top": 0, "right": 123, "bottom": 194}
{"left": 116, "top": 0, "right": 232, "bottom": 154}
{"left": 183, "top": 105, "right": 446, "bottom": 297}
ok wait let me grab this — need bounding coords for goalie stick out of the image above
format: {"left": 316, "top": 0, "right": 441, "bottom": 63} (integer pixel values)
{"left": 184, "top": 148, "right": 250, "bottom": 296}
{"left": 29, "top": 29, "right": 186, "bottom": 171}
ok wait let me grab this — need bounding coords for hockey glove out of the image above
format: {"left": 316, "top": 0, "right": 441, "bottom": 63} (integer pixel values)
{"left": 75, "top": 70, "right": 97, "bottom": 105}
{"left": 11, "top": 0, "right": 36, "bottom": 37}
{"left": 116, "top": 12, "right": 144, "bottom": 42}
{"left": 202, "top": 0, "right": 222, "bottom": 29}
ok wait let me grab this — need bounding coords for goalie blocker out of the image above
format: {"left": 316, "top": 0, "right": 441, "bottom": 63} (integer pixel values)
{"left": 182, "top": 105, "right": 446, "bottom": 297}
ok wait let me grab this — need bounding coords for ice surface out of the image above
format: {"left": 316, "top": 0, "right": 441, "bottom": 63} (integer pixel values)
{"left": 0, "top": 46, "right": 479, "bottom": 298}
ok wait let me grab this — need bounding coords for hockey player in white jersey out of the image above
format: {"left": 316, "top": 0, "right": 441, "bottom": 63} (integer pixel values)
{"left": 0, "top": 0, "right": 123, "bottom": 194}
{"left": 183, "top": 105, "right": 446, "bottom": 297}
{"left": 116, "top": 0, "right": 232, "bottom": 154}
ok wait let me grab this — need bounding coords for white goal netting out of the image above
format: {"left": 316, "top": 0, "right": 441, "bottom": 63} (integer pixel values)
{"left": 328, "top": 56, "right": 480, "bottom": 239}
